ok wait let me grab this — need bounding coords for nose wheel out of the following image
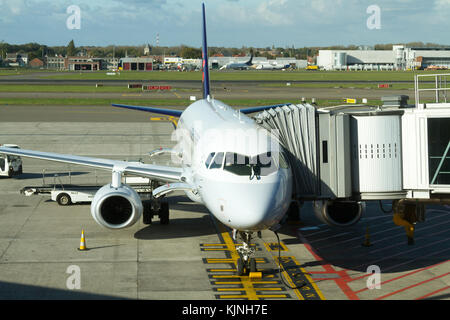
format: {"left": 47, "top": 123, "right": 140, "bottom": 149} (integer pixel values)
{"left": 235, "top": 231, "right": 257, "bottom": 276}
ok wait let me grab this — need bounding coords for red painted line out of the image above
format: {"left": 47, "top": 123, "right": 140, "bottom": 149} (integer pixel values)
{"left": 353, "top": 259, "right": 450, "bottom": 294}
{"left": 375, "top": 272, "right": 449, "bottom": 300}
{"left": 415, "top": 286, "right": 450, "bottom": 300}
{"left": 349, "top": 245, "right": 450, "bottom": 283}
{"left": 296, "top": 228, "right": 359, "bottom": 300}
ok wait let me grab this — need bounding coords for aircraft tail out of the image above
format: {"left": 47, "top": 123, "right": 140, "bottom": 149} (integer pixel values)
{"left": 201, "top": 3, "right": 210, "bottom": 99}
{"left": 246, "top": 54, "right": 253, "bottom": 66}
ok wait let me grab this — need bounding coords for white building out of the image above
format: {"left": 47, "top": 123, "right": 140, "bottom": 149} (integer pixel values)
{"left": 318, "top": 46, "right": 450, "bottom": 71}
{"left": 209, "top": 56, "right": 306, "bottom": 69}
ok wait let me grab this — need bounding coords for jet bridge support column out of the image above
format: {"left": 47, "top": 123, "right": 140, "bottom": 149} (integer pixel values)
{"left": 392, "top": 200, "right": 425, "bottom": 245}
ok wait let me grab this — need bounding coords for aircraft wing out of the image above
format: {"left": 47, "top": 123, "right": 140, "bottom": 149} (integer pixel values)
{"left": 239, "top": 103, "right": 292, "bottom": 114}
{"left": 0, "top": 147, "right": 182, "bottom": 183}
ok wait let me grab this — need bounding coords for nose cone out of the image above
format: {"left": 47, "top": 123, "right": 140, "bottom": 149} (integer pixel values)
{"left": 202, "top": 171, "right": 292, "bottom": 231}
{"left": 227, "top": 184, "right": 282, "bottom": 230}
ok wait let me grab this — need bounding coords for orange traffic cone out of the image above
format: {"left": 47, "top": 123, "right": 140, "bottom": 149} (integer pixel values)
{"left": 78, "top": 229, "right": 88, "bottom": 251}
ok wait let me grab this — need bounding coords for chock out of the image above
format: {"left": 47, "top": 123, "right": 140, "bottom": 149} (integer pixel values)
{"left": 78, "top": 229, "right": 88, "bottom": 251}
{"left": 249, "top": 272, "right": 263, "bottom": 280}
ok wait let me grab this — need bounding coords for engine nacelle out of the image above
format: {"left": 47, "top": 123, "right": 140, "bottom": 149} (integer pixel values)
{"left": 313, "top": 200, "right": 363, "bottom": 228}
{"left": 91, "top": 184, "right": 143, "bottom": 229}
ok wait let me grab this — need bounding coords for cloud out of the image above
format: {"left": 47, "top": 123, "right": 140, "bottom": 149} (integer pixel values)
{"left": 0, "top": 0, "right": 450, "bottom": 47}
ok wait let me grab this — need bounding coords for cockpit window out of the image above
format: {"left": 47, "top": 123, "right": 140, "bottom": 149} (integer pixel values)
{"left": 223, "top": 152, "right": 278, "bottom": 177}
{"left": 205, "top": 152, "right": 215, "bottom": 168}
{"left": 224, "top": 153, "right": 252, "bottom": 176}
{"left": 205, "top": 152, "right": 225, "bottom": 169}
{"left": 210, "top": 152, "right": 224, "bottom": 169}
{"left": 254, "top": 152, "right": 277, "bottom": 176}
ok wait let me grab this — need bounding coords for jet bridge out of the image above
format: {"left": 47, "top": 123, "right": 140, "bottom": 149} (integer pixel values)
{"left": 255, "top": 74, "right": 450, "bottom": 236}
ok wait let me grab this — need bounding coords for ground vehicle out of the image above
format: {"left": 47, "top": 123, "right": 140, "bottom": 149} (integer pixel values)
{"left": 306, "top": 65, "right": 319, "bottom": 71}
{"left": 0, "top": 144, "right": 22, "bottom": 177}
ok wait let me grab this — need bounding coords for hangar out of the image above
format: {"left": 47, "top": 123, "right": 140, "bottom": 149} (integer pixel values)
{"left": 119, "top": 57, "right": 154, "bottom": 71}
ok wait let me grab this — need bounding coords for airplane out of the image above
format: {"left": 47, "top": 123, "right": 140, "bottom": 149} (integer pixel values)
{"left": 219, "top": 54, "right": 254, "bottom": 70}
{"left": 0, "top": 3, "right": 293, "bottom": 275}
{"left": 254, "top": 62, "right": 290, "bottom": 70}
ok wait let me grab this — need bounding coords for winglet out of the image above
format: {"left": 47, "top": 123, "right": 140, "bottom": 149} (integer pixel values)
{"left": 202, "top": 3, "right": 211, "bottom": 99}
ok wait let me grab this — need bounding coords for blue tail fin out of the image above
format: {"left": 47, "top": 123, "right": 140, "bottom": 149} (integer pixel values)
{"left": 202, "top": 3, "right": 210, "bottom": 99}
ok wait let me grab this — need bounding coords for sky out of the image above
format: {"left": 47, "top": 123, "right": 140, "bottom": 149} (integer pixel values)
{"left": 0, "top": 0, "right": 450, "bottom": 48}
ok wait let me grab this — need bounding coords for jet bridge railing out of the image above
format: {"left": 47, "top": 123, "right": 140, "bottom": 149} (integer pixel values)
{"left": 414, "top": 73, "right": 450, "bottom": 108}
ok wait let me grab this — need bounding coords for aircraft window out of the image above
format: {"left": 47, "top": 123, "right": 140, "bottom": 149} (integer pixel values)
{"left": 205, "top": 152, "right": 215, "bottom": 168}
{"left": 210, "top": 152, "right": 224, "bottom": 169}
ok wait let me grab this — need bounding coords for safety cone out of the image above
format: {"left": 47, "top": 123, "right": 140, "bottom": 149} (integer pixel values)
{"left": 78, "top": 229, "right": 88, "bottom": 251}
{"left": 362, "top": 227, "right": 372, "bottom": 247}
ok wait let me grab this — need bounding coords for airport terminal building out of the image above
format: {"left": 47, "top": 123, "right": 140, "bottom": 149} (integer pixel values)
{"left": 317, "top": 45, "right": 450, "bottom": 71}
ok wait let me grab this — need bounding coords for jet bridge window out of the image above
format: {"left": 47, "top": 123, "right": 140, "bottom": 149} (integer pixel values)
{"left": 428, "top": 118, "right": 450, "bottom": 185}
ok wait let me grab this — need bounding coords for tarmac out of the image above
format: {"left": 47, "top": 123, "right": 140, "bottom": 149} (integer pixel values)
{"left": 0, "top": 86, "right": 449, "bottom": 300}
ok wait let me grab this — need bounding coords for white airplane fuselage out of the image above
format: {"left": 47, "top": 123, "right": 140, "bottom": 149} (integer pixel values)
{"left": 175, "top": 98, "right": 293, "bottom": 231}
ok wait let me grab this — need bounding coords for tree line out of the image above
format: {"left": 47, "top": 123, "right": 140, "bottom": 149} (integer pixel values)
{"left": 1, "top": 40, "right": 449, "bottom": 62}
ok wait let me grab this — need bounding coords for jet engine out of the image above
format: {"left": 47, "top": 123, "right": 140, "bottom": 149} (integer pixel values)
{"left": 313, "top": 200, "right": 363, "bottom": 228}
{"left": 91, "top": 184, "right": 143, "bottom": 229}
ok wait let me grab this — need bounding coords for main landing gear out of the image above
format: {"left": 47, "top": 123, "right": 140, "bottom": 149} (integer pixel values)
{"left": 235, "top": 231, "right": 258, "bottom": 276}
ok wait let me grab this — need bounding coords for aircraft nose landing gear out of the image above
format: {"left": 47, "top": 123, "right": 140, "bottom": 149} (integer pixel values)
{"left": 235, "top": 231, "right": 257, "bottom": 276}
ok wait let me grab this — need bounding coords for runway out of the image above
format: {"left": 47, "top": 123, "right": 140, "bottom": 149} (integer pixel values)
{"left": 0, "top": 113, "right": 448, "bottom": 300}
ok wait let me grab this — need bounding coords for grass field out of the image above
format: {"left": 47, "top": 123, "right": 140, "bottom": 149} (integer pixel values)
{"left": 0, "top": 84, "right": 144, "bottom": 93}
{"left": 0, "top": 68, "right": 59, "bottom": 76}
{"left": 38, "top": 69, "right": 450, "bottom": 82}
